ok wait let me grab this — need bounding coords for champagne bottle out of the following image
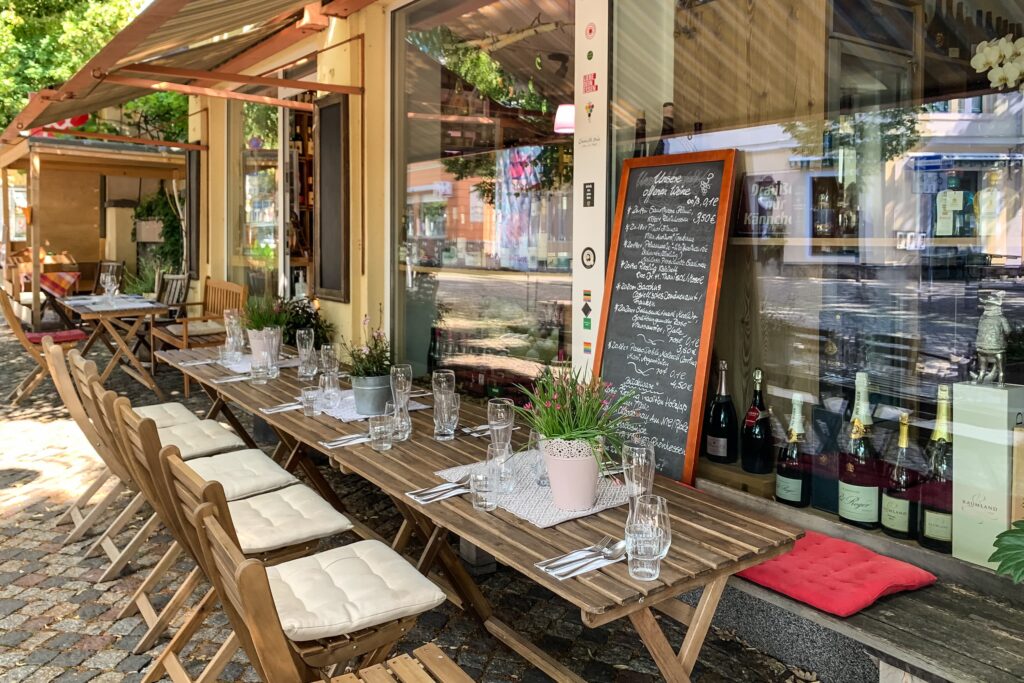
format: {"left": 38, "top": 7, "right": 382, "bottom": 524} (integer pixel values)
{"left": 919, "top": 385, "right": 954, "bottom": 554}
{"left": 653, "top": 102, "right": 675, "bottom": 156}
{"left": 881, "top": 412, "right": 920, "bottom": 540}
{"left": 839, "top": 372, "right": 881, "bottom": 529}
{"left": 741, "top": 368, "right": 774, "bottom": 474}
{"left": 775, "top": 393, "right": 810, "bottom": 508}
{"left": 702, "top": 360, "right": 738, "bottom": 464}
{"left": 985, "top": 11, "right": 995, "bottom": 39}
{"left": 631, "top": 111, "right": 647, "bottom": 158}
{"left": 946, "top": 0, "right": 964, "bottom": 59}
{"left": 927, "top": 0, "right": 951, "bottom": 56}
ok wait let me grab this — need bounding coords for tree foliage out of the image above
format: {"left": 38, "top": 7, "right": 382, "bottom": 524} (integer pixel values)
{"left": 0, "top": 0, "right": 144, "bottom": 129}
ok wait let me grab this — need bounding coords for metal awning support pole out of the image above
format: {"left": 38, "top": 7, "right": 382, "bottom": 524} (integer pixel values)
{"left": 28, "top": 151, "right": 41, "bottom": 330}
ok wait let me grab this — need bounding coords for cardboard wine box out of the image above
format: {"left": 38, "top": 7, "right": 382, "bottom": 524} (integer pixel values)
{"left": 1013, "top": 427, "right": 1024, "bottom": 524}
{"left": 951, "top": 382, "right": 1024, "bottom": 569}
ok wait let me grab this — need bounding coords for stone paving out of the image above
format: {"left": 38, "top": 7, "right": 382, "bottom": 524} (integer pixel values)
{"left": 0, "top": 323, "right": 812, "bottom": 682}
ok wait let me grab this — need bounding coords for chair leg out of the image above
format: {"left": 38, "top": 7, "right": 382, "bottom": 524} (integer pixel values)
{"left": 132, "top": 564, "right": 203, "bottom": 654}
{"left": 142, "top": 588, "right": 240, "bottom": 683}
{"left": 85, "top": 491, "right": 147, "bottom": 558}
{"left": 62, "top": 476, "right": 127, "bottom": 545}
{"left": 58, "top": 467, "right": 111, "bottom": 526}
{"left": 118, "top": 541, "right": 183, "bottom": 619}
{"left": 6, "top": 366, "right": 45, "bottom": 405}
{"left": 183, "top": 374, "right": 190, "bottom": 399}
{"left": 96, "top": 512, "right": 160, "bottom": 583}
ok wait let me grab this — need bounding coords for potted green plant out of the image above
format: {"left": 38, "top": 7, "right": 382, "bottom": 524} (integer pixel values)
{"left": 282, "top": 298, "right": 334, "bottom": 348}
{"left": 515, "top": 368, "right": 632, "bottom": 511}
{"left": 339, "top": 309, "right": 392, "bottom": 415}
{"left": 244, "top": 295, "right": 288, "bottom": 363}
{"left": 990, "top": 522, "right": 1024, "bottom": 584}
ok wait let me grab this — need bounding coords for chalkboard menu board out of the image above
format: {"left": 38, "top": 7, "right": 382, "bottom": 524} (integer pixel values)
{"left": 595, "top": 151, "right": 737, "bottom": 483}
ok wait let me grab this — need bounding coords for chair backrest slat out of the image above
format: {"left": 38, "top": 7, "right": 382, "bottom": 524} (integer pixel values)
{"left": 0, "top": 287, "right": 45, "bottom": 365}
{"left": 42, "top": 340, "right": 107, "bottom": 467}
{"left": 201, "top": 278, "right": 246, "bottom": 318}
{"left": 156, "top": 274, "right": 191, "bottom": 318}
{"left": 66, "top": 351, "right": 133, "bottom": 485}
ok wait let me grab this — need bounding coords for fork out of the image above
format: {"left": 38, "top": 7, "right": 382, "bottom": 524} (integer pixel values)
{"left": 409, "top": 475, "right": 471, "bottom": 497}
{"left": 536, "top": 535, "right": 613, "bottom": 570}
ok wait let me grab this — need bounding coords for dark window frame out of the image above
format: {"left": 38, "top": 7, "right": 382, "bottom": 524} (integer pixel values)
{"left": 186, "top": 149, "right": 201, "bottom": 279}
{"left": 314, "top": 93, "right": 351, "bottom": 302}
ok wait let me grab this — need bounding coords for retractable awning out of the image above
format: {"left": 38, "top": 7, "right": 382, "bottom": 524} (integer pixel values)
{"left": 1, "top": 0, "right": 372, "bottom": 143}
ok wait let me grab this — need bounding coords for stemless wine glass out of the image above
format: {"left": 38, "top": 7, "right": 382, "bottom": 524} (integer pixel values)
{"left": 487, "top": 398, "right": 514, "bottom": 445}
{"left": 296, "top": 328, "right": 317, "bottom": 379}
{"left": 319, "top": 371, "right": 341, "bottom": 410}
{"left": 319, "top": 345, "right": 338, "bottom": 374}
{"left": 528, "top": 429, "right": 548, "bottom": 487}
{"left": 487, "top": 442, "right": 515, "bottom": 494}
{"left": 432, "top": 369, "right": 455, "bottom": 395}
{"left": 626, "top": 495, "right": 671, "bottom": 581}
{"left": 433, "top": 392, "right": 460, "bottom": 441}
{"left": 622, "top": 442, "right": 656, "bottom": 502}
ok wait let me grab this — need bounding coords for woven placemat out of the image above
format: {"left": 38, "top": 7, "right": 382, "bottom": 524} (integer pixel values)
{"left": 435, "top": 450, "right": 628, "bottom": 528}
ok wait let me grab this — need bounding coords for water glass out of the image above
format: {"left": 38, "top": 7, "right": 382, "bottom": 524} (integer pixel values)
{"left": 528, "top": 429, "right": 548, "bottom": 487}
{"left": 432, "top": 369, "right": 455, "bottom": 395}
{"left": 369, "top": 414, "right": 393, "bottom": 452}
{"left": 433, "top": 392, "right": 460, "bottom": 441}
{"left": 470, "top": 472, "right": 497, "bottom": 511}
{"left": 487, "top": 442, "right": 515, "bottom": 494}
{"left": 628, "top": 495, "right": 672, "bottom": 560}
{"left": 300, "top": 386, "right": 321, "bottom": 417}
{"left": 488, "top": 398, "right": 514, "bottom": 445}
{"left": 622, "top": 442, "right": 656, "bottom": 502}
{"left": 222, "top": 310, "right": 244, "bottom": 364}
{"left": 100, "top": 272, "right": 117, "bottom": 299}
{"left": 625, "top": 523, "right": 665, "bottom": 581}
{"left": 391, "top": 364, "right": 413, "bottom": 396}
{"left": 319, "top": 371, "right": 341, "bottom": 410}
{"left": 250, "top": 350, "right": 272, "bottom": 385}
{"left": 296, "top": 328, "right": 317, "bottom": 379}
{"left": 319, "top": 345, "right": 338, "bottom": 373}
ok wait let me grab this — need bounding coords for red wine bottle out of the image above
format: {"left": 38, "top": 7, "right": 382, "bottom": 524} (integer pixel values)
{"left": 775, "top": 393, "right": 810, "bottom": 507}
{"left": 881, "top": 412, "right": 920, "bottom": 540}
{"left": 919, "top": 385, "right": 953, "bottom": 554}
{"left": 631, "top": 111, "right": 647, "bottom": 158}
{"left": 702, "top": 360, "right": 738, "bottom": 464}
{"left": 741, "top": 368, "right": 774, "bottom": 474}
{"left": 653, "top": 102, "right": 675, "bottom": 156}
{"left": 839, "top": 372, "right": 881, "bottom": 529}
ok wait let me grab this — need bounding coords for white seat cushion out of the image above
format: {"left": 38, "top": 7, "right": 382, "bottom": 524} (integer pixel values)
{"left": 267, "top": 540, "right": 446, "bottom": 642}
{"left": 186, "top": 449, "right": 298, "bottom": 500}
{"left": 134, "top": 402, "right": 199, "bottom": 429}
{"left": 165, "top": 321, "right": 225, "bottom": 337}
{"left": 158, "top": 420, "right": 245, "bottom": 460}
{"left": 228, "top": 484, "right": 353, "bottom": 555}
{"left": 17, "top": 291, "right": 33, "bottom": 306}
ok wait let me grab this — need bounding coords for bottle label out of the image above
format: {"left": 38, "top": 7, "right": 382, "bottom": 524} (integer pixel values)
{"left": 706, "top": 436, "right": 728, "bottom": 458}
{"left": 776, "top": 475, "right": 803, "bottom": 503}
{"left": 881, "top": 494, "right": 910, "bottom": 533}
{"left": 744, "top": 407, "right": 766, "bottom": 429}
{"left": 839, "top": 482, "right": 879, "bottom": 523}
{"left": 948, "top": 47, "right": 961, "bottom": 59}
{"left": 923, "top": 510, "right": 953, "bottom": 542}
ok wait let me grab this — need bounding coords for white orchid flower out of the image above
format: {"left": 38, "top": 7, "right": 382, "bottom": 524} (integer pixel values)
{"left": 971, "top": 52, "right": 992, "bottom": 72}
{"left": 1004, "top": 62, "right": 1022, "bottom": 88}
{"left": 989, "top": 65, "right": 1009, "bottom": 89}
{"left": 977, "top": 40, "right": 989, "bottom": 54}
{"left": 999, "top": 37, "right": 1017, "bottom": 60}
{"left": 1015, "top": 37, "right": 1024, "bottom": 55}
{"left": 984, "top": 45, "right": 1004, "bottom": 67}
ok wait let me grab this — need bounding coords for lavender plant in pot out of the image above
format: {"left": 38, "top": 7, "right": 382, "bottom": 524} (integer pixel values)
{"left": 339, "top": 310, "right": 392, "bottom": 415}
{"left": 516, "top": 368, "right": 631, "bottom": 511}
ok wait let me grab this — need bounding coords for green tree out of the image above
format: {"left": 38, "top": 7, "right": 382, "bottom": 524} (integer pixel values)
{"left": 0, "top": 0, "right": 145, "bottom": 129}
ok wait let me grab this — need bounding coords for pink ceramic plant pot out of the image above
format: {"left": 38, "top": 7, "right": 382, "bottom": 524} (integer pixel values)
{"left": 543, "top": 438, "right": 599, "bottom": 511}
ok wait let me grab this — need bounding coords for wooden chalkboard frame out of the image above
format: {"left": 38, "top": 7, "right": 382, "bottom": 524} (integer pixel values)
{"left": 594, "top": 149, "right": 737, "bottom": 484}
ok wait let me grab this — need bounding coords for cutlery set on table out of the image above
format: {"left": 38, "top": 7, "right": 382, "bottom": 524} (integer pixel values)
{"left": 404, "top": 476, "right": 470, "bottom": 503}
{"left": 535, "top": 535, "right": 627, "bottom": 579}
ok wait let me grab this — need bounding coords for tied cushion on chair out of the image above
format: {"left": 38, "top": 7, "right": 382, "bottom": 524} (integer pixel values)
{"left": 737, "top": 531, "right": 936, "bottom": 617}
{"left": 27, "top": 329, "right": 87, "bottom": 345}
{"left": 165, "top": 321, "right": 226, "bottom": 337}
{"left": 228, "top": 484, "right": 353, "bottom": 555}
{"left": 134, "top": 402, "right": 200, "bottom": 429}
{"left": 187, "top": 449, "right": 298, "bottom": 500}
{"left": 158, "top": 420, "right": 246, "bottom": 460}
{"left": 267, "top": 540, "right": 446, "bottom": 641}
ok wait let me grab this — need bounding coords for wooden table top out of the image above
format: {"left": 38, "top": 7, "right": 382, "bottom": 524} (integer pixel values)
{"left": 158, "top": 347, "right": 803, "bottom": 623}
{"left": 58, "top": 295, "right": 168, "bottom": 319}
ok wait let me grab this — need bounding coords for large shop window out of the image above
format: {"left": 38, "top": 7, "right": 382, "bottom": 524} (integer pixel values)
{"left": 612, "top": 0, "right": 1024, "bottom": 568}
{"left": 391, "top": 0, "right": 575, "bottom": 395}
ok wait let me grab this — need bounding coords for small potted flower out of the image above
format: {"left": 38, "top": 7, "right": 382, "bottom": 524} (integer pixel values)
{"left": 339, "top": 308, "right": 392, "bottom": 415}
{"left": 516, "top": 368, "right": 632, "bottom": 511}
{"left": 244, "top": 295, "right": 288, "bottom": 363}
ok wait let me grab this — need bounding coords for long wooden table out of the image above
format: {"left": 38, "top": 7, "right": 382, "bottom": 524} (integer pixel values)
{"left": 157, "top": 348, "right": 803, "bottom": 683}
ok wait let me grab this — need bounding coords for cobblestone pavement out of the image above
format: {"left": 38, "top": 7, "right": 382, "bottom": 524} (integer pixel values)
{"left": 0, "top": 323, "right": 804, "bottom": 682}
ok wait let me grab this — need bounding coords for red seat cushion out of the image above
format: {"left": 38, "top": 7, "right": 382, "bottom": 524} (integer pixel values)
{"left": 737, "top": 531, "right": 936, "bottom": 617}
{"left": 26, "top": 329, "right": 88, "bottom": 345}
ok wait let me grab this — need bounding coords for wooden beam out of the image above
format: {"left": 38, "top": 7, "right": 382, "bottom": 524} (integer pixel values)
{"left": 2, "top": 170, "right": 10, "bottom": 287}
{"left": 0, "top": 90, "right": 60, "bottom": 144}
{"left": 0, "top": 138, "right": 29, "bottom": 170}
{"left": 191, "top": 26, "right": 309, "bottom": 87}
{"left": 41, "top": 161, "right": 184, "bottom": 180}
{"left": 43, "top": 129, "right": 207, "bottom": 151}
{"left": 101, "top": 75, "right": 314, "bottom": 111}
{"left": 28, "top": 151, "right": 40, "bottom": 330}
{"left": 320, "top": 0, "right": 376, "bottom": 18}
{"left": 116, "top": 64, "right": 361, "bottom": 95}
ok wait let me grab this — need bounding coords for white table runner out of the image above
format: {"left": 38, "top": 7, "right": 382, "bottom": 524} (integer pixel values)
{"left": 319, "top": 390, "right": 429, "bottom": 423}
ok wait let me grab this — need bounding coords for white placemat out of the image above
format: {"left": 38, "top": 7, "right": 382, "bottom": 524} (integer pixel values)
{"left": 219, "top": 355, "right": 301, "bottom": 374}
{"left": 86, "top": 297, "right": 156, "bottom": 312}
{"left": 318, "top": 390, "right": 429, "bottom": 423}
{"left": 434, "top": 451, "right": 628, "bottom": 528}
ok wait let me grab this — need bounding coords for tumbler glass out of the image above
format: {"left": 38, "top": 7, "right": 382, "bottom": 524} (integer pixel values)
{"left": 369, "top": 414, "right": 393, "bottom": 452}
{"left": 470, "top": 472, "right": 497, "bottom": 511}
{"left": 250, "top": 349, "right": 272, "bottom": 385}
{"left": 487, "top": 442, "right": 514, "bottom": 494}
{"left": 433, "top": 392, "right": 460, "bottom": 441}
{"left": 487, "top": 398, "right": 514, "bottom": 446}
{"left": 300, "top": 386, "right": 321, "bottom": 417}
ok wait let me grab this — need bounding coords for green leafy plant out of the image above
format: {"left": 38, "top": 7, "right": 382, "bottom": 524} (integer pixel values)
{"left": 514, "top": 368, "right": 632, "bottom": 456}
{"left": 122, "top": 256, "right": 162, "bottom": 295}
{"left": 282, "top": 298, "right": 334, "bottom": 348}
{"left": 338, "top": 307, "right": 391, "bottom": 377}
{"left": 243, "top": 295, "right": 287, "bottom": 331}
{"left": 134, "top": 184, "right": 183, "bottom": 270}
{"left": 990, "top": 521, "right": 1024, "bottom": 584}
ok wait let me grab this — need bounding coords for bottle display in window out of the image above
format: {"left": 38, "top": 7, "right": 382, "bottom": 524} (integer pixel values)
{"left": 881, "top": 412, "right": 921, "bottom": 540}
{"left": 741, "top": 368, "right": 775, "bottom": 474}
{"left": 920, "top": 385, "right": 954, "bottom": 554}
{"left": 776, "top": 393, "right": 811, "bottom": 508}
{"left": 839, "top": 372, "right": 881, "bottom": 530}
{"left": 703, "top": 360, "right": 738, "bottom": 464}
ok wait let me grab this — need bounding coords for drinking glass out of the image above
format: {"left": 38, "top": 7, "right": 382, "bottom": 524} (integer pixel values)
{"left": 470, "top": 472, "right": 497, "bottom": 511}
{"left": 528, "top": 429, "right": 548, "bottom": 487}
{"left": 300, "top": 386, "right": 321, "bottom": 417}
{"left": 628, "top": 495, "right": 672, "bottom": 560}
{"left": 250, "top": 349, "right": 272, "bottom": 385}
{"left": 487, "top": 398, "right": 514, "bottom": 446}
{"left": 622, "top": 442, "right": 656, "bottom": 503}
{"left": 222, "top": 310, "right": 244, "bottom": 364}
{"left": 433, "top": 392, "right": 460, "bottom": 441}
{"left": 487, "top": 442, "right": 514, "bottom": 494}
{"left": 625, "top": 522, "right": 664, "bottom": 581}
{"left": 100, "top": 272, "right": 116, "bottom": 300}
{"left": 391, "top": 364, "right": 413, "bottom": 395}
{"left": 296, "top": 328, "right": 317, "bottom": 379}
{"left": 265, "top": 326, "right": 282, "bottom": 380}
{"left": 319, "top": 345, "right": 338, "bottom": 373}
{"left": 432, "top": 369, "right": 455, "bottom": 395}
{"left": 319, "top": 371, "right": 341, "bottom": 410}
{"left": 369, "top": 415, "right": 393, "bottom": 452}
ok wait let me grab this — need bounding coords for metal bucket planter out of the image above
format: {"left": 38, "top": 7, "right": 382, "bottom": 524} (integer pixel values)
{"left": 351, "top": 374, "right": 393, "bottom": 416}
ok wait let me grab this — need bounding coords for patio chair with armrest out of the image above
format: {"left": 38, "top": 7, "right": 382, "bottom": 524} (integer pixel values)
{"left": 132, "top": 273, "right": 191, "bottom": 360}
{"left": 0, "top": 286, "right": 86, "bottom": 405}
{"left": 151, "top": 277, "right": 246, "bottom": 397}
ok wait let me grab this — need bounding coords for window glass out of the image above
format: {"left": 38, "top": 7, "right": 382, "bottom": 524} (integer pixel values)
{"left": 391, "top": 0, "right": 574, "bottom": 396}
{"left": 612, "top": 0, "right": 1024, "bottom": 564}
{"left": 6, "top": 170, "right": 27, "bottom": 242}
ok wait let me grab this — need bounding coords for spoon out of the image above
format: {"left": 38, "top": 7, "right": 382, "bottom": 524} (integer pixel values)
{"left": 538, "top": 535, "right": 613, "bottom": 570}
{"left": 550, "top": 540, "right": 627, "bottom": 577}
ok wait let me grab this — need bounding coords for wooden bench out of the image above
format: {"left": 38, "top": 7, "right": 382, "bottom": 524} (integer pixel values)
{"left": 331, "top": 644, "right": 473, "bottom": 683}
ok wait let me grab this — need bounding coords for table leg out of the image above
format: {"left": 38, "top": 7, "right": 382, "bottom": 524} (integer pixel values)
{"left": 80, "top": 320, "right": 110, "bottom": 355}
{"left": 100, "top": 317, "right": 166, "bottom": 401}
{"left": 275, "top": 430, "right": 348, "bottom": 515}
{"left": 676, "top": 575, "right": 727, "bottom": 673}
{"left": 48, "top": 294, "right": 77, "bottom": 329}
{"left": 198, "top": 387, "right": 259, "bottom": 449}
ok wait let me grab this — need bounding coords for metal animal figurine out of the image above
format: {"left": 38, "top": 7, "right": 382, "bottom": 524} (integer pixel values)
{"left": 971, "top": 290, "right": 1011, "bottom": 386}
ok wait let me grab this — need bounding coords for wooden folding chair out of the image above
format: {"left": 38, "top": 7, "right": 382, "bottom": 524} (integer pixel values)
{"left": 92, "top": 260, "right": 125, "bottom": 295}
{"left": 133, "top": 273, "right": 191, "bottom": 362}
{"left": 334, "top": 643, "right": 473, "bottom": 683}
{"left": 0, "top": 286, "right": 86, "bottom": 405}
{"left": 42, "top": 339, "right": 132, "bottom": 545}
